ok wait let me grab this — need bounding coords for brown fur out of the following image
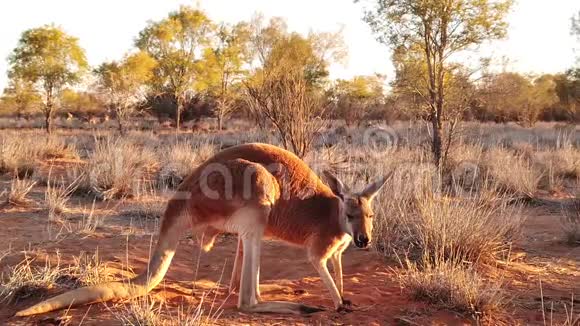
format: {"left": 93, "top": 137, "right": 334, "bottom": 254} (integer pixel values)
{"left": 16, "top": 143, "right": 386, "bottom": 317}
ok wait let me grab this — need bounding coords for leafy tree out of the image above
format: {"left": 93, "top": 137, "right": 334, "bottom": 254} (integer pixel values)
{"left": 359, "top": 0, "right": 513, "bottom": 167}
{"left": 245, "top": 66, "right": 325, "bottom": 158}
{"left": 136, "top": 6, "right": 214, "bottom": 132}
{"left": 550, "top": 11, "right": 580, "bottom": 122}
{"left": 249, "top": 15, "right": 289, "bottom": 66}
{"left": 243, "top": 15, "right": 346, "bottom": 148}
{"left": 60, "top": 89, "right": 103, "bottom": 118}
{"left": 249, "top": 16, "right": 346, "bottom": 89}
{"left": 198, "top": 22, "right": 251, "bottom": 130}
{"left": 554, "top": 69, "right": 580, "bottom": 121}
{"left": 1, "top": 78, "right": 40, "bottom": 118}
{"left": 479, "top": 72, "right": 530, "bottom": 122}
{"left": 95, "top": 52, "right": 157, "bottom": 134}
{"left": 478, "top": 72, "right": 557, "bottom": 126}
{"left": 572, "top": 11, "right": 580, "bottom": 41}
{"left": 244, "top": 17, "right": 345, "bottom": 157}
{"left": 518, "top": 75, "right": 558, "bottom": 127}
{"left": 329, "top": 75, "right": 385, "bottom": 125}
{"left": 8, "top": 25, "right": 88, "bottom": 133}
{"left": 392, "top": 44, "right": 477, "bottom": 157}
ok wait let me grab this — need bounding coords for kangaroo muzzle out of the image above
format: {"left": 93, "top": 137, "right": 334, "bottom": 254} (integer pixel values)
{"left": 354, "top": 233, "right": 370, "bottom": 248}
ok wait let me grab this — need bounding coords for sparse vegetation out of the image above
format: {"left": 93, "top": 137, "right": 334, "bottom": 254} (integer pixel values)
{"left": 0, "top": 124, "right": 577, "bottom": 324}
{"left": 0, "top": 255, "right": 65, "bottom": 304}
{"left": 77, "top": 200, "right": 102, "bottom": 234}
{"left": 83, "top": 137, "right": 158, "bottom": 200}
{"left": 0, "top": 251, "right": 111, "bottom": 304}
{"left": 0, "top": 1, "right": 578, "bottom": 324}
{"left": 113, "top": 296, "right": 165, "bottom": 326}
{"left": 0, "top": 135, "right": 38, "bottom": 177}
{"left": 399, "top": 257, "right": 505, "bottom": 318}
{"left": 40, "top": 137, "right": 80, "bottom": 160}
{"left": 157, "top": 141, "right": 216, "bottom": 188}
{"left": 371, "top": 160, "right": 524, "bottom": 320}
{"left": 5, "top": 177, "right": 36, "bottom": 207}
{"left": 561, "top": 198, "right": 580, "bottom": 246}
{"left": 482, "top": 148, "right": 541, "bottom": 201}
{"left": 45, "top": 178, "right": 78, "bottom": 221}
{"left": 372, "top": 163, "right": 524, "bottom": 264}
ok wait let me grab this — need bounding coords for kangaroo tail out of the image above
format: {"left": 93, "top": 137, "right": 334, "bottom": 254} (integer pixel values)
{"left": 16, "top": 196, "right": 189, "bottom": 317}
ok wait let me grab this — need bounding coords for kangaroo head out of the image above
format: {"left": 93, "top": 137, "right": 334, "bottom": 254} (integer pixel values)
{"left": 323, "top": 171, "right": 388, "bottom": 249}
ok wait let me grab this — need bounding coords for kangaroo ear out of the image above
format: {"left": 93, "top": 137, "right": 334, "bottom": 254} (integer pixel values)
{"left": 359, "top": 175, "right": 389, "bottom": 201}
{"left": 322, "top": 170, "right": 347, "bottom": 199}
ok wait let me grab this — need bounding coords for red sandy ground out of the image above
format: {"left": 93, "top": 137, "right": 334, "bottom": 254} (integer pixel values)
{"left": 0, "top": 172, "right": 578, "bottom": 325}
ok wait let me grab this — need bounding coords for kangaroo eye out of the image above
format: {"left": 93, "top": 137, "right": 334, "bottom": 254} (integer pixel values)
{"left": 346, "top": 214, "right": 355, "bottom": 221}
{"left": 368, "top": 214, "right": 374, "bottom": 218}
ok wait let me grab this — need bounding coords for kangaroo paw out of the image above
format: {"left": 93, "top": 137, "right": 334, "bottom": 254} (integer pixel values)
{"left": 336, "top": 303, "right": 354, "bottom": 313}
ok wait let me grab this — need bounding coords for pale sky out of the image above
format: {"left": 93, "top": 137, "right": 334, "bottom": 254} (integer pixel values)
{"left": 0, "top": 0, "right": 578, "bottom": 91}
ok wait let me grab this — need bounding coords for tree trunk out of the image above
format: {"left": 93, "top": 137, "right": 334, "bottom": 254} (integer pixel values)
{"left": 44, "top": 105, "right": 53, "bottom": 134}
{"left": 44, "top": 86, "right": 55, "bottom": 134}
{"left": 118, "top": 118, "right": 125, "bottom": 135}
{"left": 431, "top": 110, "right": 442, "bottom": 168}
{"left": 217, "top": 115, "right": 223, "bottom": 131}
{"left": 176, "top": 97, "right": 182, "bottom": 133}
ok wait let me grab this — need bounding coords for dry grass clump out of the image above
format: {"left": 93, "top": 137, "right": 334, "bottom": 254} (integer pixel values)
{"left": 561, "top": 198, "right": 580, "bottom": 246}
{"left": 64, "top": 164, "right": 93, "bottom": 196}
{"left": 535, "top": 148, "right": 580, "bottom": 181}
{"left": 45, "top": 179, "right": 78, "bottom": 221}
{"left": 0, "top": 256, "right": 64, "bottom": 303}
{"left": 77, "top": 201, "right": 102, "bottom": 234}
{"left": 5, "top": 177, "right": 36, "bottom": 207}
{"left": 0, "top": 251, "right": 112, "bottom": 304}
{"left": 481, "top": 148, "right": 541, "bottom": 201}
{"left": 369, "top": 164, "right": 517, "bottom": 318}
{"left": 375, "top": 182, "right": 523, "bottom": 264}
{"left": 40, "top": 137, "right": 80, "bottom": 160}
{"left": 112, "top": 297, "right": 212, "bottom": 326}
{"left": 399, "top": 257, "right": 505, "bottom": 318}
{"left": 442, "top": 143, "right": 484, "bottom": 191}
{"left": 0, "top": 134, "right": 78, "bottom": 177}
{"left": 170, "top": 300, "right": 214, "bottom": 326}
{"left": 114, "top": 297, "right": 165, "bottom": 326}
{"left": 305, "top": 144, "right": 350, "bottom": 173}
{"left": 112, "top": 294, "right": 220, "bottom": 326}
{"left": 69, "top": 251, "right": 113, "bottom": 286}
{"left": 0, "top": 135, "right": 38, "bottom": 177}
{"left": 157, "top": 141, "right": 216, "bottom": 188}
{"left": 413, "top": 190, "right": 523, "bottom": 263}
{"left": 82, "top": 138, "right": 159, "bottom": 200}
{"left": 112, "top": 282, "right": 221, "bottom": 325}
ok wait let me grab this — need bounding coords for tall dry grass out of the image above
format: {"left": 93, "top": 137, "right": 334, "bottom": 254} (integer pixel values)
{"left": 534, "top": 148, "right": 580, "bottom": 191}
{"left": 0, "top": 135, "right": 38, "bottom": 177}
{"left": 5, "top": 177, "right": 36, "bottom": 207}
{"left": 0, "top": 251, "right": 111, "bottom": 304}
{"left": 372, "top": 168, "right": 523, "bottom": 264}
{"left": 81, "top": 137, "right": 158, "bottom": 200}
{"left": 0, "top": 134, "right": 79, "bottom": 178}
{"left": 399, "top": 257, "right": 505, "bottom": 318}
{"left": 561, "top": 198, "right": 580, "bottom": 246}
{"left": 40, "top": 136, "right": 80, "bottom": 160}
{"left": 157, "top": 141, "right": 216, "bottom": 188}
{"left": 481, "top": 148, "right": 541, "bottom": 200}
{"left": 350, "top": 144, "right": 526, "bottom": 318}
{"left": 45, "top": 178, "right": 78, "bottom": 221}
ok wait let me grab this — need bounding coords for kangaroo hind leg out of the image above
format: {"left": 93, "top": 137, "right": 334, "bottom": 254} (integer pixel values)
{"left": 229, "top": 236, "right": 263, "bottom": 301}
{"left": 236, "top": 206, "right": 324, "bottom": 315}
